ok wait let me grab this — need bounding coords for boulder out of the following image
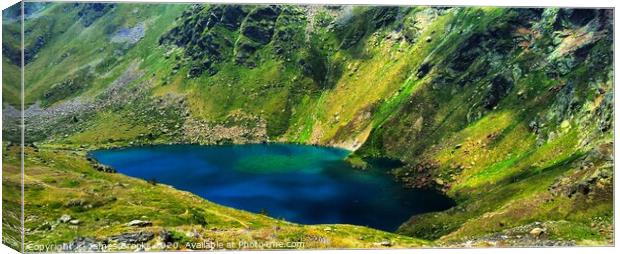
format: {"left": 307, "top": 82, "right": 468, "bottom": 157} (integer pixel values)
{"left": 530, "top": 227, "right": 546, "bottom": 238}
{"left": 435, "top": 178, "right": 445, "bottom": 185}
{"left": 109, "top": 231, "right": 154, "bottom": 244}
{"left": 66, "top": 199, "right": 85, "bottom": 207}
{"left": 160, "top": 230, "right": 174, "bottom": 244}
{"left": 380, "top": 240, "right": 392, "bottom": 247}
{"left": 94, "top": 163, "right": 117, "bottom": 173}
{"left": 62, "top": 237, "right": 101, "bottom": 252}
{"left": 127, "top": 220, "right": 152, "bottom": 227}
{"left": 58, "top": 214, "right": 72, "bottom": 223}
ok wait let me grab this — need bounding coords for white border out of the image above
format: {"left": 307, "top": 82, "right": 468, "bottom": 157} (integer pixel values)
{"left": 1, "top": 1, "right": 618, "bottom": 254}
{"left": 4, "top": 0, "right": 619, "bottom": 8}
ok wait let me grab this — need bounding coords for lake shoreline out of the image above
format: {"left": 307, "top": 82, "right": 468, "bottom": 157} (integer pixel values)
{"left": 90, "top": 143, "right": 455, "bottom": 232}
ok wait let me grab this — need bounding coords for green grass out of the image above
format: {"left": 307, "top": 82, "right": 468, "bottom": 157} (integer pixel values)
{"left": 1, "top": 52, "right": 21, "bottom": 105}
{"left": 65, "top": 111, "right": 150, "bottom": 144}
{"left": 22, "top": 4, "right": 186, "bottom": 105}
{"left": 6, "top": 146, "right": 428, "bottom": 250}
{"left": 3, "top": 4, "right": 613, "bottom": 249}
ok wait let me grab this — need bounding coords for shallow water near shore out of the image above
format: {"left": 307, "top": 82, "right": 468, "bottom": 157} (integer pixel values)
{"left": 91, "top": 144, "right": 454, "bottom": 231}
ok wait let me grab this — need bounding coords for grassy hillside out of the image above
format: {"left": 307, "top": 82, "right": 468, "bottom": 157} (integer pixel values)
{"left": 355, "top": 8, "right": 614, "bottom": 246}
{"left": 2, "top": 2, "right": 614, "bottom": 250}
{"left": 3, "top": 146, "right": 427, "bottom": 251}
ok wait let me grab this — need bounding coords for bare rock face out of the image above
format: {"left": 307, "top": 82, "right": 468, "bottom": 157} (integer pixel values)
{"left": 159, "top": 5, "right": 285, "bottom": 75}
{"left": 484, "top": 75, "right": 513, "bottom": 109}
{"left": 240, "top": 6, "right": 281, "bottom": 45}
{"left": 111, "top": 23, "right": 145, "bottom": 44}
{"left": 220, "top": 6, "right": 248, "bottom": 30}
{"left": 76, "top": 3, "right": 115, "bottom": 27}
{"left": 159, "top": 5, "right": 249, "bottom": 77}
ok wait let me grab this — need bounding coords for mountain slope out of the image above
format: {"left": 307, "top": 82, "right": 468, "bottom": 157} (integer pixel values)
{"left": 2, "top": 3, "right": 614, "bottom": 249}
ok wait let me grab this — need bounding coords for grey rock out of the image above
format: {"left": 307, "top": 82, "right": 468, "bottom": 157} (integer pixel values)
{"left": 94, "top": 163, "right": 117, "bottom": 173}
{"left": 59, "top": 214, "right": 72, "bottom": 223}
{"left": 484, "top": 75, "right": 513, "bottom": 109}
{"left": 380, "top": 240, "right": 392, "bottom": 247}
{"left": 62, "top": 237, "right": 101, "bottom": 252}
{"left": 160, "top": 230, "right": 173, "bottom": 244}
{"left": 109, "top": 231, "right": 154, "bottom": 244}
{"left": 127, "top": 220, "right": 152, "bottom": 227}
{"left": 66, "top": 199, "right": 85, "bottom": 207}
{"left": 111, "top": 23, "right": 145, "bottom": 44}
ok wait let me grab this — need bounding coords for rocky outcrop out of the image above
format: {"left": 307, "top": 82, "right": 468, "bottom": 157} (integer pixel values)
{"left": 160, "top": 5, "right": 238, "bottom": 76}
{"left": 22, "top": 63, "right": 144, "bottom": 142}
{"left": 75, "top": 3, "right": 115, "bottom": 27}
{"left": 234, "top": 6, "right": 282, "bottom": 67}
{"left": 182, "top": 112, "right": 268, "bottom": 145}
{"left": 111, "top": 23, "right": 145, "bottom": 44}
{"left": 484, "top": 75, "right": 513, "bottom": 109}
{"left": 93, "top": 163, "right": 116, "bottom": 173}
{"left": 62, "top": 237, "right": 102, "bottom": 252}
{"left": 159, "top": 5, "right": 260, "bottom": 76}
{"left": 335, "top": 6, "right": 401, "bottom": 49}
{"left": 109, "top": 231, "right": 155, "bottom": 244}
{"left": 240, "top": 6, "right": 281, "bottom": 44}
{"left": 446, "top": 221, "right": 577, "bottom": 247}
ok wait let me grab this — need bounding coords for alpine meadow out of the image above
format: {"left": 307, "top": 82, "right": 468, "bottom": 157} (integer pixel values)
{"left": 1, "top": 2, "right": 614, "bottom": 252}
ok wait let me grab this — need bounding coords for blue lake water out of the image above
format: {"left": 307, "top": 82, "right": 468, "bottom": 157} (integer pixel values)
{"left": 90, "top": 144, "right": 453, "bottom": 231}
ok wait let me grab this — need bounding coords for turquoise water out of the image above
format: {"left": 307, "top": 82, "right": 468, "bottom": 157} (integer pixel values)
{"left": 91, "top": 144, "right": 453, "bottom": 231}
